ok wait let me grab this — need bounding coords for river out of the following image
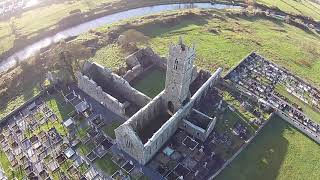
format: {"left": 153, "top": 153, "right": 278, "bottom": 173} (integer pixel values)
{"left": 0, "top": 2, "right": 241, "bottom": 73}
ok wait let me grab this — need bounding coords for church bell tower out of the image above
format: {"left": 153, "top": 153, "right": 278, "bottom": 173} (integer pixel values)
{"left": 164, "top": 37, "right": 196, "bottom": 113}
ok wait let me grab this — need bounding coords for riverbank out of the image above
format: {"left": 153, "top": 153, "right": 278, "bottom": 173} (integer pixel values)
{"left": 0, "top": 0, "right": 225, "bottom": 62}
{"left": 1, "top": 0, "right": 319, "bottom": 69}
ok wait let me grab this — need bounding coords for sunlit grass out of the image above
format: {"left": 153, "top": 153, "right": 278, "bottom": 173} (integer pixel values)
{"left": 88, "top": 44, "right": 126, "bottom": 71}
{"left": 216, "top": 115, "right": 320, "bottom": 180}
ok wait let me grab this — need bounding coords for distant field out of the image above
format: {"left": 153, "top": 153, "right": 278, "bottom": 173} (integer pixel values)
{"left": 136, "top": 12, "right": 320, "bottom": 86}
{"left": 216, "top": 115, "right": 320, "bottom": 180}
{"left": 257, "top": 0, "right": 320, "bottom": 20}
{"left": 0, "top": 0, "right": 120, "bottom": 54}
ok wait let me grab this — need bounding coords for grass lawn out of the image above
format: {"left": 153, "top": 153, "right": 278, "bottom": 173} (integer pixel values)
{"left": 26, "top": 120, "right": 68, "bottom": 138}
{"left": 216, "top": 115, "right": 320, "bottom": 180}
{"left": 88, "top": 44, "right": 126, "bottom": 71}
{"left": 275, "top": 83, "right": 320, "bottom": 123}
{"left": 103, "top": 121, "right": 122, "bottom": 139}
{"left": 78, "top": 163, "right": 90, "bottom": 174}
{"left": 0, "top": 81, "right": 41, "bottom": 120}
{"left": 131, "top": 67, "right": 166, "bottom": 98}
{"left": 76, "top": 127, "right": 88, "bottom": 140}
{"left": 34, "top": 111, "right": 45, "bottom": 120}
{"left": 257, "top": 0, "right": 320, "bottom": 20}
{"left": 223, "top": 91, "right": 258, "bottom": 124}
{"left": 95, "top": 154, "right": 119, "bottom": 175}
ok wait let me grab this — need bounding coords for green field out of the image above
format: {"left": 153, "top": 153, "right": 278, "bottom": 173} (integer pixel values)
{"left": 88, "top": 44, "right": 126, "bottom": 71}
{"left": 216, "top": 115, "right": 320, "bottom": 180}
{"left": 131, "top": 67, "right": 166, "bottom": 98}
{"left": 257, "top": 0, "right": 320, "bottom": 20}
{"left": 134, "top": 11, "right": 320, "bottom": 86}
{"left": 0, "top": 0, "right": 119, "bottom": 54}
{"left": 95, "top": 154, "right": 120, "bottom": 175}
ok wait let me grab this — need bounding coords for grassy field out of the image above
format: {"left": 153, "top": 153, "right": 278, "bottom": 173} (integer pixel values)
{"left": 134, "top": 11, "right": 320, "bottom": 86}
{"left": 131, "top": 67, "right": 166, "bottom": 98}
{"left": 257, "top": 0, "right": 320, "bottom": 20}
{"left": 0, "top": 149, "right": 25, "bottom": 179}
{"left": 216, "top": 115, "right": 320, "bottom": 180}
{"left": 275, "top": 83, "right": 320, "bottom": 123}
{"left": 88, "top": 44, "right": 126, "bottom": 71}
{"left": 0, "top": 0, "right": 120, "bottom": 54}
{"left": 214, "top": 107, "right": 255, "bottom": 159}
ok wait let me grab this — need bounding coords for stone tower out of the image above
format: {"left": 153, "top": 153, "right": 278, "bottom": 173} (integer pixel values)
{"left": 164, "top": 37, "right": 196, "bottom": 113}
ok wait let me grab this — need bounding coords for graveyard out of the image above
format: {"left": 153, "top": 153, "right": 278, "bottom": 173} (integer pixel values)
{"left": 0, "top": 85, "right": 149, "bottom": 179}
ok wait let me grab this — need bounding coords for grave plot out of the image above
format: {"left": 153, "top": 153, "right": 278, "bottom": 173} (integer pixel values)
{"left": 182, "top": 136, "right": 199, "bottom": 151}
{"left": 122, "top": 161, "right": 135, "bottom": 173}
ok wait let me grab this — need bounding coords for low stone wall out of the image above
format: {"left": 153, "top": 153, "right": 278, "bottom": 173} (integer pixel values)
{"left": 126, "top": 47, "right": 167, "bottom": 70}
{"left": 276, "top": 110, "right": 320, "bottom": 144}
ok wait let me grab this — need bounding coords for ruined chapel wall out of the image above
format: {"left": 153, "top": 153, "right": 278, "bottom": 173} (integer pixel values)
{"left": 192, "top": 68, "right": 222, "bottom": 107}
{"left": 123, "top": 64, "right": 144, "bottom": 82}
{"left": 127, "top": 92, "right": 165, "bottom": 131}
{"left": 115, "top": 125, "right": 145, "bottom": 163}
{"left": 143, "top": 97, "right": 194, "bottom": 164}
{"left": 180, "top": 116, "right": 216, "bottom": 142}
{"left": 77, "top": 72, "right": 125, "bottom": 117}
{"left": 180, "top": 119, "right": 206, "bottom": 140}
{"left": 91, "top": 62, "right": 151, "bottom": 107}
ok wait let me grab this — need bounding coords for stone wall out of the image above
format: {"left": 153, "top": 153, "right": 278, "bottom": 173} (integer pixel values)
{"left": 143, "top": 98, "right": 194, "bottom": 164}
{"left": 123, "top": 64, "right": 143, "bottom": 82}
{"left": 276, "top": 110, "right": 320, "bottom": 144}
{"left": 77, "top": 72, "right": 126, "bottom": 117}
{"left": 180, "top": 114, "right": 217, "bottom": 142}
{"left": 115, "top": 92, "right": 166, "bottom": 164}
{"left": 86, "top": 62, "right": 151, "bottom": 108}
{"left": 126, "top": 47, "right": 167, "bottom": 70}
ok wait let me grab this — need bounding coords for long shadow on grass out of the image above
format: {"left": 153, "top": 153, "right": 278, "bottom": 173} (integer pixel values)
{"left": 236, "top": 15, "right": 320, "bottom": 40}
{"left": 217, "top": 115, "right": 290, "bottom": 180}
{"left": 136, "top": 15, "right": 211, "bottom": 38}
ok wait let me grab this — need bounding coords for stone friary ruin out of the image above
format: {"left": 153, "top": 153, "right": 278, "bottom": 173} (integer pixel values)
{"left": 77, "top": 38, "right": 223, "bottom": 165}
